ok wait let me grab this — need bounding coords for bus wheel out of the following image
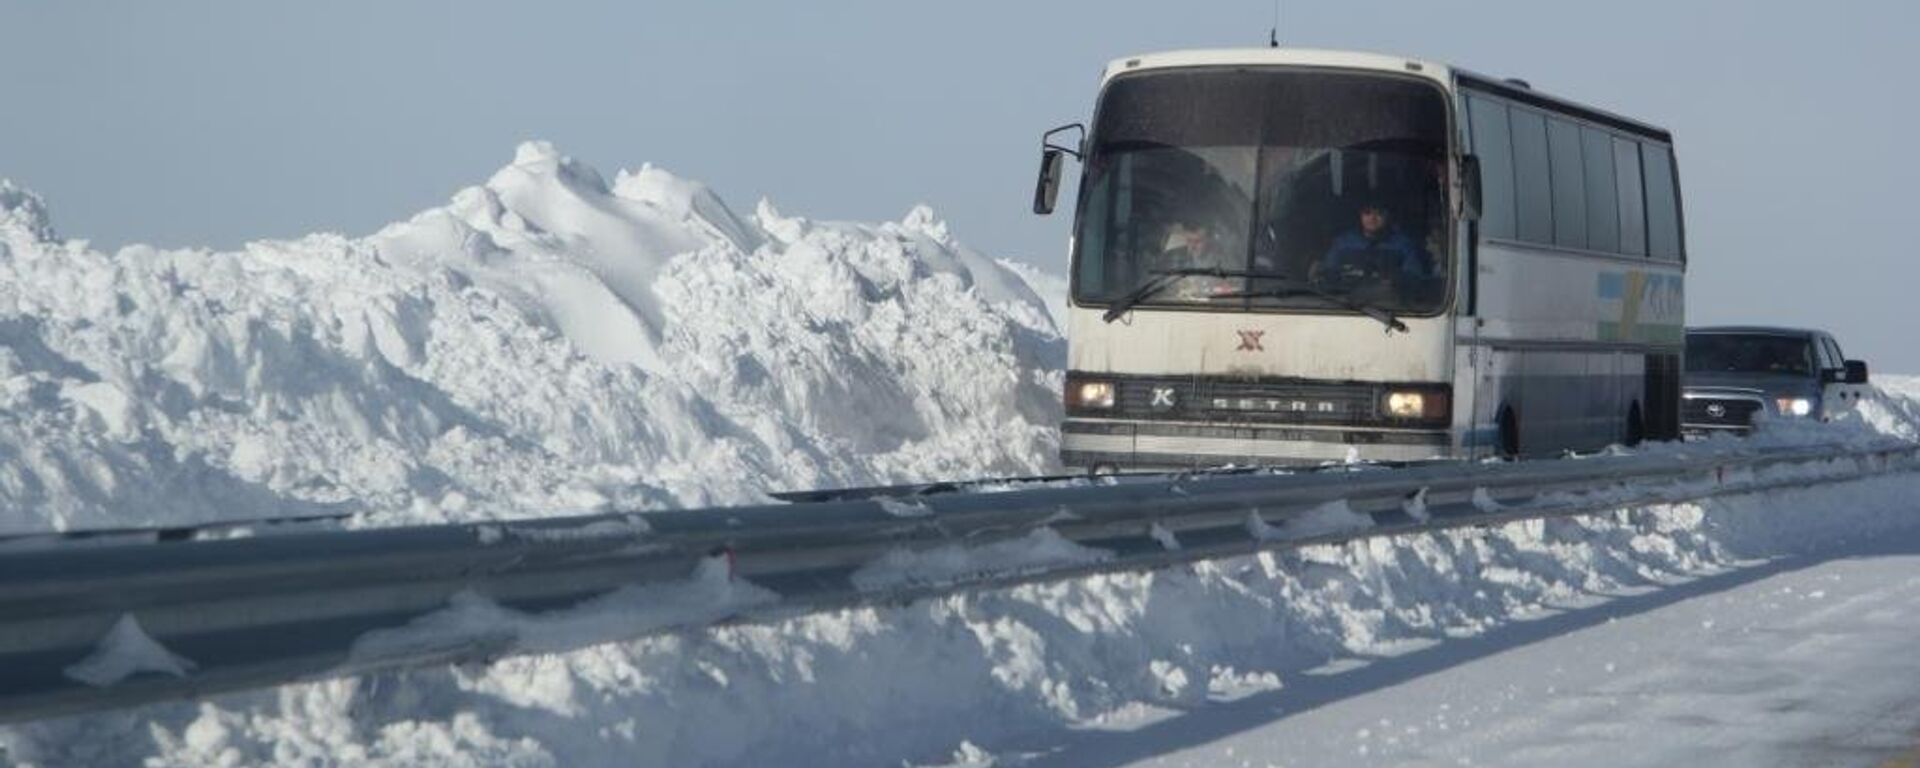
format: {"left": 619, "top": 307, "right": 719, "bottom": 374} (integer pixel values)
{"left": 1625, "top": 402, "right": 1646, "bottom": 447}
{"left": 1497, "top": 408, "right": 1520, "bottom": 460}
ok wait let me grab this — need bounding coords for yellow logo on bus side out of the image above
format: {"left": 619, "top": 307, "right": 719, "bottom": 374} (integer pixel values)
{"left": 1598, "top": 271, "right": 1683, "bottom": 344}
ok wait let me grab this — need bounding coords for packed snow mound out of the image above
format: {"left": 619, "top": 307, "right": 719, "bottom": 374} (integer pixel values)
{"left": 0, "top": 143, "right": 1063, "bottom": 534}
{"left": 1862, "top": 374, "right": 1920, "bottom": 440}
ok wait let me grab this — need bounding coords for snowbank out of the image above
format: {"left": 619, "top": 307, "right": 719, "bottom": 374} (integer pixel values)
{"left": 0, "top": 145, "right": 1063, "bottom": 535}
{"left": 12, "top": 461, "right": 1920, "bottom": 767}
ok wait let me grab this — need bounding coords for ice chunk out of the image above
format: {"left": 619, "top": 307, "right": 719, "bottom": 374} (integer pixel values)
{"left": 1149, "top": 522, "right": 1181, "bottom": 551}
{"left": 875, "top": 497, "right": 934, "bottom": 518}
{"left": 1403, "top": 487, "right": 1431, "bottom": 523}
{"left": 64, "top": 614, "right": 197, "bottom": 687}
{"left": 1472, "top": 487, "right": 1507, "bottom": 513}
{"left": 1288, "top": 499, "right": 1375, "bottom": 538}
{"left": 1247, "top": 509, "right": 1281, "bottom": 541}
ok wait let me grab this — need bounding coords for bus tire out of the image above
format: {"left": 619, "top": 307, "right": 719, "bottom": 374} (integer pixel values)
{"left": 1625, "top": 402, "right": 1646, "bottom": 447}
{"left": 1497, "top": 407, "right": 1520, "bottom": 460}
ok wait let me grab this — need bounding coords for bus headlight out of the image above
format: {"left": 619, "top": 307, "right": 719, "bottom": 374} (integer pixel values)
{"left": 1070, "top": 381, "right": 1116, "bottom": 409}
{"left": 1384, "top": 390, "right": 1449, "bottom": 420}
{"left": 1776, "top": 397, "right": 1813, "bottom": 417}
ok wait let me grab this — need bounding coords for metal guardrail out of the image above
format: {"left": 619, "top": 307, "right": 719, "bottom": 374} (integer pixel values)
{"left": 1, "top": 441, "right": 1916, "bottom": 724}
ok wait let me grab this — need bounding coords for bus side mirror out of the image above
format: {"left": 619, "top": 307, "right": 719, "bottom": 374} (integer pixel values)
{"left": 1033, "top": 122, "right": 1085, "bottom": 216}
{"left": 1458, "top": 154, "right": 1483, "bottom": 222}
{"left": 1033, "top": 148, "right": 1066, "bottom": 215}
{"left": 1845, "top": 359, "right": 1869, "bottom": 384}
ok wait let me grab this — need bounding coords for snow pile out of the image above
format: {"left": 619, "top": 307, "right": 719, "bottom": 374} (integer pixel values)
{"left": 1860, "top": 373, "right": 1920, "bottom": 440}
{"left": 0, "top": 142, "right": 1062, "bottom": 534}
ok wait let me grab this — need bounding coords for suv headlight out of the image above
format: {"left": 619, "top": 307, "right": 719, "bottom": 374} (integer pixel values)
{"left": 1775, "top": 397, "right": 1813, "bottom": 417}
{"left": 1070, "top": 380, "right": 1116, "bottom": 409}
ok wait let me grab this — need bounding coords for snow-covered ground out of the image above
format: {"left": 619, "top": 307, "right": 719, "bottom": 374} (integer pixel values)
{"left": 1060, "top": 479, "right": 1920, "bottom": 768}
{"left": 3, "top": 149, "right": 1920, "bottom": 767}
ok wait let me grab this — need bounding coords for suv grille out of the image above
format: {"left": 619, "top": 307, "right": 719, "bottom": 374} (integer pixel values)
{"left": 1683, "top": 396, "right": 1763, "bottom": 427}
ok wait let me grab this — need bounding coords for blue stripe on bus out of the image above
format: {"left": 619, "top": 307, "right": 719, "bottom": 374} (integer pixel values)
{"left": 1596, "top": 272, "right": 1627, "bottom": 299}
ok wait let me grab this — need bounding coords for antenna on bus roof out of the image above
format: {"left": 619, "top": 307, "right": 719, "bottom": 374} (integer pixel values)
{"left": 1268, "top": 0, "right": 1281, "bottom": 47}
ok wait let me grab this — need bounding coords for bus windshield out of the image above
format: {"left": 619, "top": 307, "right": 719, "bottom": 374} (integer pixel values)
{"left": 1072, "top": 68, "right": 1451, "bottom": 317}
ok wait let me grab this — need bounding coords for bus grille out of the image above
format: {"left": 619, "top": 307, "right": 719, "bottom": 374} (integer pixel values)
{"left": 1069, "top": 374, "right": 1447, "bottom": 427}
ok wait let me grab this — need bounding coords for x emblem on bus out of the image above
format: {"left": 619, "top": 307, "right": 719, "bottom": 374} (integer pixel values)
{"left": 1235, "top": 330, "right": 1265, "bottom": 352}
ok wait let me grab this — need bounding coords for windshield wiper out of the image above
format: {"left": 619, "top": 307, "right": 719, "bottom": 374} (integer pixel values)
{"left": 1102, "top": 268, "right": 1409, "bottom": 334}
{"left": 1100, "top": 268, "right": 1236, "bottom": 323}
{"left": 1209, "top": 276, "right": 1409, "bottom": 333}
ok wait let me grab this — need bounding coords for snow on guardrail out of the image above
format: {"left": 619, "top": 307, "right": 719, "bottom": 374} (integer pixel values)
{"left": 0, "top": 438, "right": 1915, "bottom": 732}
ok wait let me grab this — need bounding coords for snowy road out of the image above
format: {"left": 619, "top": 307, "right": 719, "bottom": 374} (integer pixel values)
{"left": 1034, "top": 527, "right": 1920, "bottom": 768}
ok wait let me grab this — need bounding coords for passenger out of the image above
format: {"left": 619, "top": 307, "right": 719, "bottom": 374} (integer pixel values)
{"left": 1154, "top": 217, "right": 1238, "bottom": 298}
{"left": 1313, "top": 202, "right": 1433, "bottom": 288}
{"left": 1160, "top": 219, "right": 1219, "bottom": 265}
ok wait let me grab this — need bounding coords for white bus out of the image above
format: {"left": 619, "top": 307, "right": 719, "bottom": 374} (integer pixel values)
{"left": 1032, "top": 48, "right": 1686, "bottom": 470}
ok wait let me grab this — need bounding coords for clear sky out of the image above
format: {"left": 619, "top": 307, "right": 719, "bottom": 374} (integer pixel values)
{"left": 2, "top": 1, "right": 1914, "bottom": 371}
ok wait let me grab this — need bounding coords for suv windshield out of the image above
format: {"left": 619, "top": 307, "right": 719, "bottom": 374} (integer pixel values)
{"left": 1686, "top": 334, "right": 1814, "bottom": 376}
{"left": 1072, "top": 68, "right": 1451, "bottom": 316}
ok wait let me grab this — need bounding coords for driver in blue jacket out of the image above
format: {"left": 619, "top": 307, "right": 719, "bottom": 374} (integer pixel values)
{"left": 1312, "top": 202, "right": 1433, "bottom": 286}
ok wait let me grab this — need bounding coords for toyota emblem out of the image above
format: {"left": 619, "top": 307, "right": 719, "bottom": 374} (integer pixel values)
{"left": 1706, "top": 403, "right": 1726, "bottom": 418}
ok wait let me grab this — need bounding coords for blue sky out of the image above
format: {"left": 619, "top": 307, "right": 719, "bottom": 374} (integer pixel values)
{"left": 2, "top": 0, "right": 1914, "bottom": 370}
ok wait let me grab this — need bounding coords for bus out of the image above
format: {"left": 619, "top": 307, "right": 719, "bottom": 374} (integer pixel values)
{"left": 1031, "top": 48, "right": 1686, "bottom": 470}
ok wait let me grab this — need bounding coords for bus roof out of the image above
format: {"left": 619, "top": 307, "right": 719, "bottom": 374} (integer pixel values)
{"left": 1689, "top": 326, "right": 1822, "bottom": 339}
{"left": 1101, "top": 48, "right": 1453, "bottom": 85}
{"left": 1103, "top": 48, "right": 1673, "bottom": 144}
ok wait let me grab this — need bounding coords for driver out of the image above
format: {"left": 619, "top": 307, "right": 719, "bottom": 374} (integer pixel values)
{"left": 1312, "top": 202, "right": 1433, "bottom": 286}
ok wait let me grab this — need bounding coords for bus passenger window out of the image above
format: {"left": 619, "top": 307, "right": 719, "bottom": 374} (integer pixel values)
{"left": 1644, "top": 145, "right": 1682, "bottom": 260}
{"left": 1466, "top": 95, "right": 1516, "bottom": 240}
{"left": 1581, "top": 127, "right": 1620, "bottom": 253}
{"left": 1547, "top": 118, "right": 1587, "bottom": 248}
{"left": 1614, "top": 138, "right": 1647, "bottom": 256}
{"left": 1509, "top": 108, "right": 1554, "bottom": 245}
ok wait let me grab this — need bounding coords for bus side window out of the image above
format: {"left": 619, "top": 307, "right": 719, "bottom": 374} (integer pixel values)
{"left": 1465, "top": 94, "right": 1516, "bottom": 240}
{"left": 1581, "top": 126, "right": 1620, "bottom": 253}
{"left": 1508, "top": 107, "right": 1554, "bottom": 245}
{"left": 1643, "top": 145, "right": 1682, "bottom": 260}
{"left": 1614, "top": 138, "right": 1647, "bottom": 257}
{"left": 1547, "top": 117, "right": 1586, "bottom": 248}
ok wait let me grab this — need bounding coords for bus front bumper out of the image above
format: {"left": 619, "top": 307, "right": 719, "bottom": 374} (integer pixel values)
{"left": 1060, "top": 418, "right": 1455, "bottom": 471}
